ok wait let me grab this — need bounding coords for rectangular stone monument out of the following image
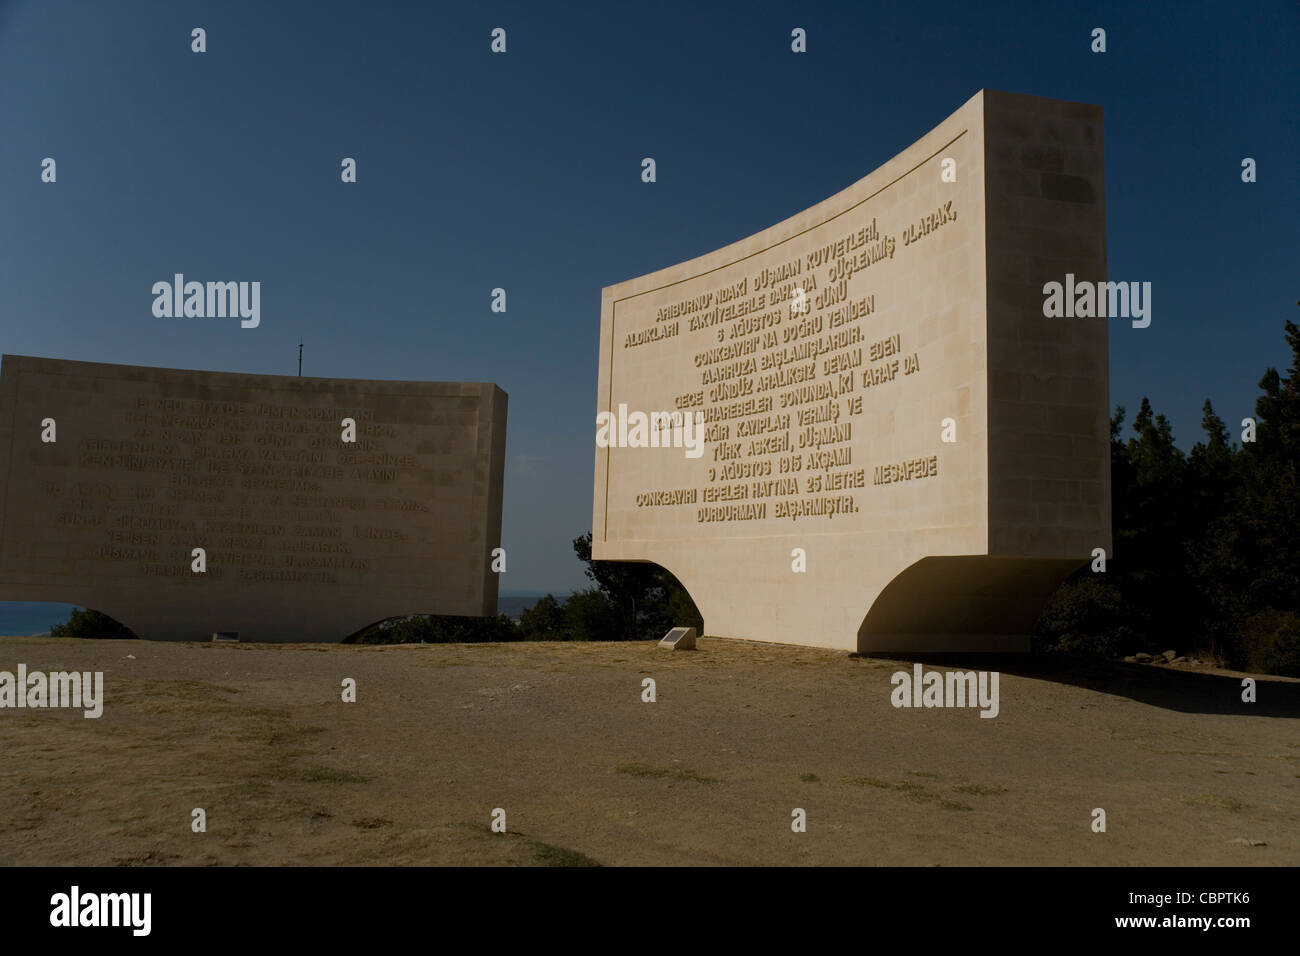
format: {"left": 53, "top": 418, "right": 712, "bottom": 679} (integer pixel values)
{"left": 0, "top": 355, "right": 508, "bottom": 641}
{"left": 593, "top": 90, "right": 1110, "bottom": 653}
{"left": 658, "top": 626, "right": 697, "bottom": 651}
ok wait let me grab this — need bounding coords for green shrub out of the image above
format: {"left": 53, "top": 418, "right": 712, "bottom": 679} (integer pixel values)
{"left": 1031, "top": 574, "right": 1142, "bottom": 658}
{"left": 1236, "top": 608, "right": 1300, "bottom": 676}
{"left": 49, "top": 607, "right": 137, "bottom": 639}
{"left": 563, "top": 588, "right": 626, "bottom": 641}
{"left": 518, "top": 594, "right": 566, "bottom": 640}
{"left": 347, "top": 613, "right": 520, "bottom": 645}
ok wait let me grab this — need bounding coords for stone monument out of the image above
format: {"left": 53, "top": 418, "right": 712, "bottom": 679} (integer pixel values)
{"left": 0, "top": 356, "right": 508, "bottom": 641}
{"left": 593, "top": 90, "right": 1110, "bottom": 652}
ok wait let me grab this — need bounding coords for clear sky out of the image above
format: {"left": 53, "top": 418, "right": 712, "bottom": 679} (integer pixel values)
{"left": 2, "top": 0, "right": 1296, "bottom": 594}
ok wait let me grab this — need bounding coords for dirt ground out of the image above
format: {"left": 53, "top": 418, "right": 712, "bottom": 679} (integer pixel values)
{"left": 0, "top": 636, "right": 1295, "bottom": 866}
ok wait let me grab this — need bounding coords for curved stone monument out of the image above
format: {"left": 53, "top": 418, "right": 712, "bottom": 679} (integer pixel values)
{"left": 593, "top": 90, "right": 1110, "bottom": 652}
{"left": 0, "top": 356, "right": 507, "bottom": 641}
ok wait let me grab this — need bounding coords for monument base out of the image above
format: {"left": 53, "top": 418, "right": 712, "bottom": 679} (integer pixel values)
{"left": 856, "top": 556, "right": 1082, "bottom": 653}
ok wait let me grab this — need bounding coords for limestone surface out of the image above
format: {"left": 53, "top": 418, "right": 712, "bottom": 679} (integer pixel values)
{"left": 0, "top": 356, "right": 507, "bottom": 641}
{"left": 593, "top": 90, "right": 1110, "bottom": 652}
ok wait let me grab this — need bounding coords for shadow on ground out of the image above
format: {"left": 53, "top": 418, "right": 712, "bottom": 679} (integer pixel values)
{"left": 860, "top": 652, "right": 1300, "bottom": 718}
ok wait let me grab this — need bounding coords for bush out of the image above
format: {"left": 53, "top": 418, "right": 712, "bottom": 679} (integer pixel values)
{"left": 347, "top": 613, "right": 520, "bottom": 645}
{"left": 1236, "top": 608, "right": 1300, "bottom": 677}
{"left": 1032, "top": 574, "right": 1142, "bottom": 658}
{"left": 518, "top": 594, "right": 566, "bottom": 640}
{"left": 664, "top": 578, "right": 704, "bottom": 634}
{"left": 563, "top": 588, "right": 626, "bottom": 641}
{"left": 49, "top": 608, "right": 137, "bottom": 639}
{"left": 571, "top": 533, "right": 702, "bottom": 640}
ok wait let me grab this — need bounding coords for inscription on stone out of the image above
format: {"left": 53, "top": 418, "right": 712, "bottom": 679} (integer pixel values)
{"left": 594, "top": 90, "right": 1111, "bottom": 653}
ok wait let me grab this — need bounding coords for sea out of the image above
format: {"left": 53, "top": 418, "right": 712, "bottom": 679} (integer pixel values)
{"left": 0, "top": 602, "right": 79, "bottom": 637}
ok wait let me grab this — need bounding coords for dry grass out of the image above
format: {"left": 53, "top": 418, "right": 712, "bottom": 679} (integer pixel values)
{"left": 0, "top": 635, "right": 1295, "bottom": 865}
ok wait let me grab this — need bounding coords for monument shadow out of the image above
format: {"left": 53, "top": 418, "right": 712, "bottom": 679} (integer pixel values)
{"left": 856, "top": 650, "right": 1300, "bottom": 719}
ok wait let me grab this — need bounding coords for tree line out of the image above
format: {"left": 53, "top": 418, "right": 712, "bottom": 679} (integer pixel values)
{"left": 1034, "top": 317, "right": 1300, "bottom": 675}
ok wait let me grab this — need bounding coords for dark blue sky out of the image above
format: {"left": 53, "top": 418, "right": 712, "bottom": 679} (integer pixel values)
{"left": 2, "top": 0, "right": 1296, "bottom": 594}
